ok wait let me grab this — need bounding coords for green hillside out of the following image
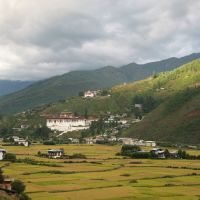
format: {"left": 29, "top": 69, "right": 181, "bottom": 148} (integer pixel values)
{"left": 1, "top": 58, "right": 200, "bottom": 144}
{"left": 42, "top": 59, "right": 200, "bottom": 144}
{"left": 1, "top": 53, "right": 200, "bottom": 115}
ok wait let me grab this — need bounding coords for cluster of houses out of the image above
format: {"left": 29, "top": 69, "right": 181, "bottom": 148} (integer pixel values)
{"left": 149, "top": 148, "right": 178, "bottom": 159}
{"left": 83, "top": 135, "right": 157, "bottom": 146}
{"left": 119, "top": 138, "right": 156, "bottom": 147}
{"left": 11, "top": 136, "right": 29, "bottom": 147}
{"left": 83, "top": 90, "right": 111, "bottom": 98}
{"left": 46, "top": 112, "right": 97, "bottom": 133}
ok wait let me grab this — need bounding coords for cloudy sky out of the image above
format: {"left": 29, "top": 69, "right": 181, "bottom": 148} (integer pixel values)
{"left": 0, "top": 0, "right": 200, "bottom": 80}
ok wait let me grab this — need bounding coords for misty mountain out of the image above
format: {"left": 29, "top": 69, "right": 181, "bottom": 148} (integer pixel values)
{"left": 0, "top": 53, "right": 200, "bottom": 115}
{"left": 0, "top": 80, "right": 34, "bottom": 96}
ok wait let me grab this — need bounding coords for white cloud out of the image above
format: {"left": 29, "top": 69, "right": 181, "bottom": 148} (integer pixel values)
{"left": 0, "top": 0, "right": 200, "bottom": 80}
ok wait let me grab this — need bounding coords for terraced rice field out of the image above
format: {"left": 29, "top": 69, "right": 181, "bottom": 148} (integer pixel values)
{"left": 0, "top": 144, "right": 200, "bottom": 200}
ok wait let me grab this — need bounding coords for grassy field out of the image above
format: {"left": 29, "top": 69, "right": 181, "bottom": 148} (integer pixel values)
{"left": 0, "top": 144, "right": 200, "bottom": 200}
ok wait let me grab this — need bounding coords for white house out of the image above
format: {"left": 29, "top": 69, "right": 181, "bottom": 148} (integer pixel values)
{"left": 48, "top": 149, "right": 64, "bottom": 159}
{"left": 135, "top": 104, "right": 142, "bottom": 109}
{"left": 12, "top": 136, "right": 29, "bottom": 146}
{"left": 85, "top": 137, "right": 96, "bottom": 144}
{"left": 17, "top": 139, "right": 29, "bottom": 147}
{"left": 151, "top": 148, "right": 165, "bottom": 158}
{"left": 84, "top": 90, "right": 97, "bottom": 98}
{"left": 119, "top": 138, "right": 134, "bottom": 145}
{"left": 47, "top": 113, "right": 97, "bottom": 133}
{"left": 145, "top": 141, "right": 156, "bottom": 147}
{"left": 0, "top": 149, "right": 6, "bottom": 160}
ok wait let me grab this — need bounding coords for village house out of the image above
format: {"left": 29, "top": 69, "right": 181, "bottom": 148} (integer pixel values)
{"left": 1, "top": 178, "right": 13, "bottom": 191}
{"left": 144, "top": 141, "right": 156, "bottom": 147}
{"left": 108, "top": 136, "right": 117, "bottom": 142}
{"left": 48, "top": 149, "right": 64, "bottom": 159}
{"left": 46, "top": 112, "right": 97, "bottom": 133}
{"left": 84, "top": 90, "right": 98, "bottom": 98}
{"left": 95, "top": 135, "right": 105, "bottom": 143}
{"left": 151, "top": 148, "right": 165, "bottom": 158}
{"left": 119, "top": 138, "right": 134, "bottom": 145}
{"left": 119, "top": 137, "right": 157, "bottom": 147}
{"left": 17, "top": 139, "right": 29, "bottom": 147}
{"left": 134, "top": 104, "right": 143, "bottom": 109}
{"left": 85, "top": 137, "right": 96, "bottom": 144}
{"left": 68, "top": 138, "right": 79, "bottom": 144}
{"left": 0, "top": 149, "right": 6, "bottom": 160}
{"left": 12, "top": 136, "right": 29, "bottom": 147}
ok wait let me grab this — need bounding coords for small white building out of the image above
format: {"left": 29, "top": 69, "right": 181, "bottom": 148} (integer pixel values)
{"left": 48, "top": 149, "right": 64, "bottom": 159}
{"left": 145, "top": 141, "right": 156, "bottom": 147}
{"left": 85, "top": 137, "right": 96, "bottom": 144}
{"left": 0, "top": 149, "right": 6, "bottom": 160}
{"left": 108, "top": 136, "right": 117, "bottom": 142}
{"left": 84, "top": 90, "right": 97, "bottom": 98}
{"left": 151, "top": 148, "right": 165, "bottom": 158}
{"left": 17, "top": 139, "right": 29, "bottom": 147}
{"left": 12, "top": 136, "right": 29, "bottom": 146}
{"left": 119, "top": 138, "right": 134, "bottom": 145}
{"left": 135, "top": 104, "right": 142, "bottom": 109}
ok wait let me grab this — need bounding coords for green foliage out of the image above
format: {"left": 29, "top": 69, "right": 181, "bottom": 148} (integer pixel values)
{"left": 165, "top": 88, "right": 200, "bottom": 113}
{"left": 0, "top": 168, "right": 4, "bottom": 184}
{"left": 101, "top": 89, "right": 109, "bottom": 96}
{"left": 164, "top": 149, "right": 170, "bottom": 158}
{"left": 78, "top": 91, "right": 84, "bottom": 97}
{"left": 19, "top": 193, "right": 31, "bottom": 200}
{"left": 33, "top": 126, "right": 51, "bottom": 140}
{"left": 43, "top": 141, "right": 56, "bottom": 145}
{"left": 121, "top": 145, "right": 141, "bottom": 156}
{"left": 131, "top": 152, "right": 151, "bottom": 159}
{"left": 5, "top": 153, "right": 17, "bottom": 162}
{"left": 132, "top": 94, "right": 157, "bottom": 114}
{"left": 11, "top": 180, "right": 25, "bottom": 194}
{"left": 69, "top": 153, "right": 87, "bottom": 159}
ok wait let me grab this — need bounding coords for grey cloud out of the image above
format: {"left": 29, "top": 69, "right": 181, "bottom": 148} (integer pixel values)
{"left": 0, "top": 0, "right": 200, "bottom": 80}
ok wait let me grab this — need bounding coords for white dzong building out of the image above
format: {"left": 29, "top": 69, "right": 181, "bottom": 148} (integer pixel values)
{"left": 46, "top": 112, "right": 96, "bottom": 133}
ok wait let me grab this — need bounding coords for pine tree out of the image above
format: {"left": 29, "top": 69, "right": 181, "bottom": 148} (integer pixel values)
{"left": 0, "top": 167, "right": 4, "bottom": 184}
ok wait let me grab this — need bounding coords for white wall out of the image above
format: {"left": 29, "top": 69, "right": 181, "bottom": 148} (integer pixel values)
{"left": 0, "top": 152, "right": 5, "bottom": 160}
{"left": 47, "top": 118, "right": 91, "bottom": 132}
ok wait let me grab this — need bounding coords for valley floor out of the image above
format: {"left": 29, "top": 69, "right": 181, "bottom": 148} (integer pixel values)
{"left": 0, "top": 144, "right": 200, "bottom": 200}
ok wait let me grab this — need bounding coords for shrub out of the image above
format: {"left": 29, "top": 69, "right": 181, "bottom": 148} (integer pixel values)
{"left": 11, "top": 180, "right": 25, "bottom": 194}
{"left": 120, "top": 173, "right": 131, "bottom": 176}
{"left": 5, "top": 153, "right": 17, "bottom": 162}
{"left": 70, "top": 153, "right": 87, "bottom": 159}
{"left": 19, "top": 193, "right": 31, "bottom": 200}
{"left": 43, "top": 141, "right": 56, "bottom": 145}
{"left": 121, "top": 145, "right": 141, "bottom": 156}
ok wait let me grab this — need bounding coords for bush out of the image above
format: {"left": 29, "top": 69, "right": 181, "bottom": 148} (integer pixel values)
{"left": 5, "top": 153, "right": 17, "bottom": 162}
{"left": 11, "top": 180, "right": 25, "bottom": 194}
{"left": 43, "top": 141, "right": 56, "bottom": 145}
{"left": 70, "top": 153, "right": 87, "bottom": 159}
{"left": 19, "top": 193, "right": 31, "bottom": 200}
{"left": 131, "top": 152, "right": 151, "bottom": 159}
{"left": 120, "top": 173, "right": 131, "bottom": 176}
{"left": 0, "top": 168, "right": 4, "bottom": 183}
{"left": 121, "top": 145, "right": 141, "bottom": 156}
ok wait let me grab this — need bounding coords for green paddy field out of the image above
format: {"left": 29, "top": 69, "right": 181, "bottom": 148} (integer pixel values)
{"left": 0, "top": 144, "right": 200, "bottom": 200}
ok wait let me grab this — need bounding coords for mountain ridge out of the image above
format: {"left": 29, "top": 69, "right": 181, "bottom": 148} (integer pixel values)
{"left": 1, "top": 53, "right": 200, "bottom": 115}
{"left": 0, "top": 80, "right": 34, "bottom": 96}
